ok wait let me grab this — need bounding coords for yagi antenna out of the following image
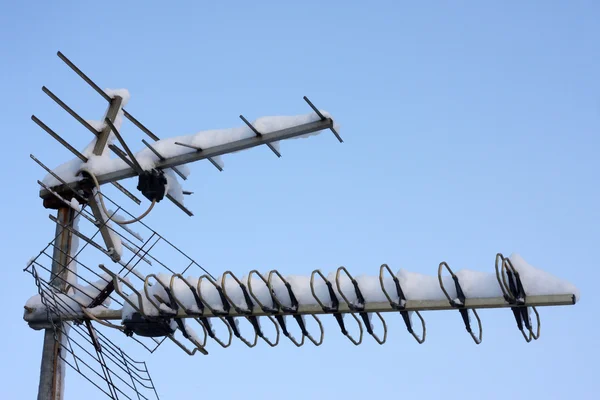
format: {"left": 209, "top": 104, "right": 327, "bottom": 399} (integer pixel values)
{"left": 24, "top": 51, "right": 578, "bottom": 400}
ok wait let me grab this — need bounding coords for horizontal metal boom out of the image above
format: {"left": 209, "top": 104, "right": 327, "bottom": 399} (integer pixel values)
{"left": 24, "top": 294, "right": 575, "bottom": 328}
{"left": 39, "top": 118, "right": 333, "bottom": 200}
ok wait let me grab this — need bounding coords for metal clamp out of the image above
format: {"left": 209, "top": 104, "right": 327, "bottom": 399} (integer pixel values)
{"left": 335, "top": 266, "right": 387, "bottom": 345}
{"left": 310, "top": 269, "right": 363, "bottom": 345}
{"left": 268, "top": 270, "right": 324, "bottom": 346}
{"left": 438, "top": 262, "right": 482, "bottom": 345}
{"left": 379, "top": 264, "right": 426, "bottom": 344}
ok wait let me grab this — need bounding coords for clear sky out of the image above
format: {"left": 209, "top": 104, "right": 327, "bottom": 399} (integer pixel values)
{"left": 1, "top": 1, "right": 598, "bottom": 399}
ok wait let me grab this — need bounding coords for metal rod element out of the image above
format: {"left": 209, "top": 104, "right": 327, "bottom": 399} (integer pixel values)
{"left": 123, "top": 110, "right": 160, "bottom": 141}
{"left": 37, "top": 207, "right": 75, "bottom": 400}
{"left": 57, "top": 51, "right": 111, "bottom": 102}
{"left": 239, "top": 115, "right": 281, "bottom": 157}
{"left": 109, "top": 181, "right": 142, "bottom": 206}
{"left": 303, "top": 96, "right": 343, "bottom": 143}
{"left": 42, "top": 87, "right": 99, "bottom": 137}
{"left": 41, "top": 118, "right": 332, "bottom": 199}
{"left": 104, "top": 118, "right": 143, "bottom": 173}
{"left": 87, "top": 196, "right": 121, "bottom": 263}
{"left": 93, "top": 97, "right": 123, "bottom": 156}
{"left": 26, "top": 294, "right": 576, "bottom": 325}
{"left": 32, "top": 116, "right": 87, "bottom": 162}
{"left": 165, "top": 194, "right": 193, "bottom": 217}
{"left": 141, "top": 139, "right": 187, "bottom": 180}
{"left": 174, "top": 142, "right": 223, "bottom": 172}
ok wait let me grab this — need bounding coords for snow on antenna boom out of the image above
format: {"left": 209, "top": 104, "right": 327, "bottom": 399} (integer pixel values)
{"left": 24, "top": 51, "right": 578, "bottom": 400}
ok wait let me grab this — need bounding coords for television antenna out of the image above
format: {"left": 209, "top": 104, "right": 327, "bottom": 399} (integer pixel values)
{"left": 24, "top": 51, "right": 578, "bottom": 400}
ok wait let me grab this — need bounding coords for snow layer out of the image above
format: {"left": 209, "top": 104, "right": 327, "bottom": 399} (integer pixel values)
{"left": 26, "top": 253, "right": 579, "bottom": 324}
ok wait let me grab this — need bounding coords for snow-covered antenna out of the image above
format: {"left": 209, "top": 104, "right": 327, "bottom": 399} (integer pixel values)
{"left": 25, "top": 51, "right": 579, "bottom": 400}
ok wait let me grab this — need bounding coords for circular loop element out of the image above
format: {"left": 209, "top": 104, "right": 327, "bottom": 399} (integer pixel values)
{"left": 466, "top": 309, "right": 483, "bottom": 345}
{"left": 379, "top": 264, "right": 402, "bottom": 308}
{"left": 495, "top": 253, "right": 513, "bottom": 301}
{"left": 267, "top": 269, "right": 297, "bottom": 311}
{"left": 221, "top": 271, "right": 261, "bottom": 347}
{"left": 247, "top": 270, "right": 278, "bottom": 312}
{"left": 202, "top": 316, "right": 234, "bottom": 348}
{"left": 182, "top": 318, "right": 208, "bottom": 353}
{"left": 197, "top": 274, "right": 230, "bottom": 316}
{"left": 438, "top": 262, "right": 483, "bottom": 345}
{"left": 304, "top": 315, "right": 325, "bottom": 346}
{"left": 529, "top": 306, "right": 541, "bottom": 340}
{"left": 258, "top": 316, "right": 281, "bottom": 347}
{"left": 169, "top": 274, "right": 202, "bottom": 315}
{"left": 283, "top": 321, "right": 306, "bottom": 347}
{"left": 144, "top": 274, "right": 176, "bottom": 316}
{"left": 232, "top": 318, "right": 259, "bottom": 348}
{"left": 519, "top": 306, "right": 541, "bottom": 343}
{"left": 368, "top": 312, "right": 388, "bottom": 345}
{"left": 310, "top": 269, "right": 363, "bottom": 346}
{"left": 437, "top": 262, "right": 456, "bottom": 304}
{"left": 310, "top": 269, "right": 334, "bottom": 310}
{"left": 221, "top": 271, "right": 253, "bottom": 314}
{"left": 334, "top": 266, "right": 363, "bottom": 310}
{"left": 410, "top": 312, "right": 427, "bottom": 344}
{"left": 379, "top": 264, "right": 426, "bottom": 344}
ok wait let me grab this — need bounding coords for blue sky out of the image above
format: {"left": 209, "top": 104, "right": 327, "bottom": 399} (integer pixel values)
{"left": 1, "top": 1, "right": 598, "bottom": 399}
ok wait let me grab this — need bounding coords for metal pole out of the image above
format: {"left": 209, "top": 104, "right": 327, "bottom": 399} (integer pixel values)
{"left": 37, "top": 207, "right": 75, "bottom": 400}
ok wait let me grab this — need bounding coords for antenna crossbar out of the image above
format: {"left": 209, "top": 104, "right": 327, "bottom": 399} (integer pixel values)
{"left": 39, "top": 118, "right": 333, "bottom": 200}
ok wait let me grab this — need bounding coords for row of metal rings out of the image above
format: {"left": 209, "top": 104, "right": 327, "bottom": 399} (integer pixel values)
{"left": 135, "top": 266, "right": 432, "bottom": 354}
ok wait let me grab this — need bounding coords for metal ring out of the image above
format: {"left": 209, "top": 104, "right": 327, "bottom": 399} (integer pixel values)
{"left": 438, "top": 262, "right": 483, "bottom": 345}
{"left": 221, "top": 271, "right": 253, "bottom": 314}
{"left": 437, "top": 262, "right": 456, "bottom": 304}
{"left": 379, "top": 264, "right": 426, "bottom": 344}
{"left": 247, "top": 270, "right": 277, "bottom": 312}
{"left": 267, "top": 269, "right": 296, "bottom": 311}
{"left": 258, "top": 316, "right": 281, "bottom": 347}
{"left": 221, "top": 271, "right": 262, "bottom": 348}
{"left": 197, "top": 274, "right": 229, "bottom": 315}
{"left": 169, "top": 274, "right": 202, "bottom": 315}
{"left": 144, "top": 274, "right": 176, "bottom": 315}
{"left": 335, "top": 266, "right": 361, "bottom": 308}
{"left": 494, "top": 253, "right": 513, "bottom": 301}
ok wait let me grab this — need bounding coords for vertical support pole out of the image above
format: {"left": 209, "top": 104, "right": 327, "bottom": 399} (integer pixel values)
{"left": 93, "top": 96, "right": 123, "bottom": 156}
{"left": 37, "top": 207, "right": 75, "bottom": 400}
{"left": 90, "top": 95, "right": 123, "bottom": 258}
